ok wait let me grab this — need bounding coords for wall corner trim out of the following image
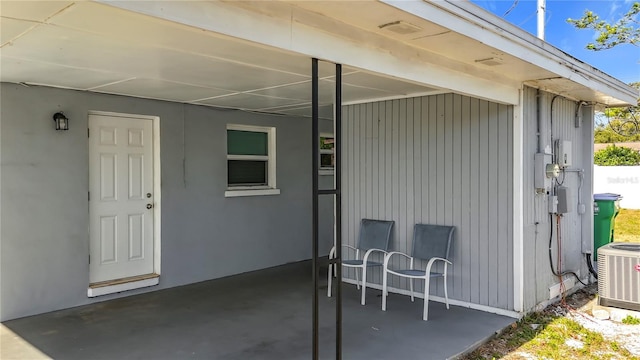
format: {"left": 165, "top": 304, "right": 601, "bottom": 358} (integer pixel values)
{"left": 513, "top": 89, "right": 525, "bottom": 312}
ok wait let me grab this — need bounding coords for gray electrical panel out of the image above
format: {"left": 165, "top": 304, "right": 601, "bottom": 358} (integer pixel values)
{"left": 557, "top": 186, "right": 571, "bottom": 214}
{"left": 534, "top": 153, "right": 553, "bottom": 191}
{"left": 556, "top": 140, "right": 572, "bottom": 168}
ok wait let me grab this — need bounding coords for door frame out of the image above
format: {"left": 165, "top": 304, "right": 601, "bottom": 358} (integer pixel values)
{"left": 87, "top": 110, "right": 161, "bottom": 295}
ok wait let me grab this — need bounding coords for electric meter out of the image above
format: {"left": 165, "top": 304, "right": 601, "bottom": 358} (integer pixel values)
{"left": 545, "top": 163, "right": 560, "bottom": 178}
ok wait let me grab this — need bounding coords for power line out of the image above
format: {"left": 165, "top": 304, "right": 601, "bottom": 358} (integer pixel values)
{"left": 503, "top": 0, "right": 519, "bottom": 17}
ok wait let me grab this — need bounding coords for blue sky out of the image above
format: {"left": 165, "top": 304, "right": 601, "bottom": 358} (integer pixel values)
{"left": 471, "top": 0, "right": 639, "bottom": 84}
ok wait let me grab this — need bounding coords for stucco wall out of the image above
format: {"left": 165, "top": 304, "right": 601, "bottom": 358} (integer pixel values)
{"left": 0, "top": 83, "right": 333, "bottom": 321}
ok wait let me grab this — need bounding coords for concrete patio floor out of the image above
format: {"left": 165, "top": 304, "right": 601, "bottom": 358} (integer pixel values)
{"left": 1, "top": 261, "right": 515, "bottom": 359}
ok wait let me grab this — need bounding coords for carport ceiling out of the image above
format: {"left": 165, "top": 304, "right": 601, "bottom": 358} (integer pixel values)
{"left": 0, "top": 1, "right": 440, "bottom": 119}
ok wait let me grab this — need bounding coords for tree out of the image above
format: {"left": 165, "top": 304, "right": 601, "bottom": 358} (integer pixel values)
{"left": 595, "top": 119, "right": 640, "bottom": 143}
{"left": 567, "top": 2, "right": 640, "bottom": 50}
{"left": 566, "top": 6, "right": 640, "bottom": 141}
{"left": 594, "top": 145, "right": 640, "bottom": 165}
{"left": 594, "top": 82, "right": 640, "bottom": 142}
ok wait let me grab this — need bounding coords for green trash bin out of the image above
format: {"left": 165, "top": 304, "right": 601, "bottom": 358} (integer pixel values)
{"left": 593, "top": 193, "right": 622, "bottom": 259}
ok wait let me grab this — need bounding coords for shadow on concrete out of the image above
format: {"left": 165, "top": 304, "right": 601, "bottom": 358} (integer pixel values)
{"left": 2, "top": 261, "right": 514, "bottom": 359}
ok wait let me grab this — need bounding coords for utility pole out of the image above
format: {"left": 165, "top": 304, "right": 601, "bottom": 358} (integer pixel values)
{"left": 537, "top": 0, "right": 546, "bottom": 40}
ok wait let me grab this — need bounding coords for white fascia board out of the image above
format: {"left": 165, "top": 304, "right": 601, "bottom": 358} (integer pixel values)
{"left": 96, "top": 0, "right": 519, "bottom": 105}
{"left": 381, "top": 0, "right": 637, "bottom": 106}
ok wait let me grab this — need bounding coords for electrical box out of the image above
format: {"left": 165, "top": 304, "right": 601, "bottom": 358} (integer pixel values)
{"left": 535, "top": 153, "right": 552, "bottom": 191}
{"left": 535, "top": 153, "right": 558, "bottom": 192}
{"left": 557, "top": 186, "right": 571, "bottom": 213}
{"left": 556, "top": 140, "right": 572, "bottom": 168}
{"left": 548, "top": 195, "right": 558, "bottom": 213}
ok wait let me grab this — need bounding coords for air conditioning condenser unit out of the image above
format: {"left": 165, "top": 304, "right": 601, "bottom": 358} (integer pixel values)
{"left": 598, "top": 243, "right": 640, "bottom": 311}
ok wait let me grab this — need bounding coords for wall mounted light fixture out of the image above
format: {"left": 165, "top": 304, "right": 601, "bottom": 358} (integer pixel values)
{"left": 52, "top": 112, "right": 69, "bottom": 131}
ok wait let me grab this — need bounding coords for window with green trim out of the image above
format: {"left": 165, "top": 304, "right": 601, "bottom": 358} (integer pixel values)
{"left": 226, "top": 125, "right": 276, "bottom": 189}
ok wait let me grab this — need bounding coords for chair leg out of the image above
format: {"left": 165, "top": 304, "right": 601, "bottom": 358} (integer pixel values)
{"left": 423, "top": 277, "right": 431, "bottom": 321}
{"left": 444, "top": 273, "right": 450, "bottom": 309}
{"left": 360, "top": 266, "right": 367, "bottom": 305}
{"left": 382, "top": 269, "right": 388, "bottom": 311}
{"left": 410, "top": 279, "right": 415, "bottom": 302}
{"left": 355, "top": 268, "right": 360, "bottom": 290}
{"left": 327, "top": 264, "right": 333, "bottom": 298}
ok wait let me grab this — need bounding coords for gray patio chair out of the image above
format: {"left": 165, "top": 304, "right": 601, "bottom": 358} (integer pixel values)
{"left": 327, "top": 219, "right": 395, "bottom": 305}
{"left": 381, "top": 224, "right": 455, "bottom": 321}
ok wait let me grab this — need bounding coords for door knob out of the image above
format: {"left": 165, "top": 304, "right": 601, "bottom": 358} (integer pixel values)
{"left": 146, "top": 204, "right": 153, "bottom": 209}
{"left": 147, "top": 193, "right": 152, "bottom": 198}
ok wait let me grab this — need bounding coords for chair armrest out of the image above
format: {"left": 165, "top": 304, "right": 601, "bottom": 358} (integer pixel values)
{"left": 342, "top": 244, "right": 359, "bottom": 258}
{"left": 425, "top": 257, "right": 452, "bottom": 273}
{"left": 332, "top": 244, "right": 359, "bottom": 259}
{"left": 383, "top": 251, "right": 413, "bottom": 268}
{"left": 361, "top": 247, "right": 388, "bottom": 263}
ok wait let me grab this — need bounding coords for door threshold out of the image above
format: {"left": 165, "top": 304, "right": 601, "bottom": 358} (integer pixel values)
{"left": 88, "top": 273, "right": 159, "bottom": 297}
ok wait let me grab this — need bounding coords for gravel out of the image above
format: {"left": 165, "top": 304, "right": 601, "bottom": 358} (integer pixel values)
{"left": 552, "top": 284, "right": 640, "bottom": 356}
{"left": 568, "top": 307, "right": 640, "bottom": 356}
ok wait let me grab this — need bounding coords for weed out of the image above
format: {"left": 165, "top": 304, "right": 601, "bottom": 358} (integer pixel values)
{"left": 512, "top": 317, "right": 639, "bottom": 360}
{"left": 622, "top": 315, "right": 640, "bottom": 325}
{"left": 460, "top": 286, "right": 640, "bottom": 360}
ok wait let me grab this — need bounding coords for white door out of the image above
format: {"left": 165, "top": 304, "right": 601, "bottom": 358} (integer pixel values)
{"left": 89, "top": 114, "right": 155, "bottom": 284}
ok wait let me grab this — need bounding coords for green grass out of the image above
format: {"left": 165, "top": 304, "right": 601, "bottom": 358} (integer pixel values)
{"left": 462, "top": 312, "right": 556, "bottom": 360}
{"left": 515, "top": 317, "right": 638, "bottom": 360}
{"left": 622, "top": 315, "right": 640, "bottom": 325}
{"left": 463, "top": 312, "right": 639, "bottom": 360}
{"left": 615, "top": 209, "right": 640, "bottom": 243}
{"left": 461, "top": 212, "right": 640, "bottom": 360}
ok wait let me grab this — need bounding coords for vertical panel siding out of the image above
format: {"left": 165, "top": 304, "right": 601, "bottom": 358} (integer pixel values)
{"left": 488, "top": 102, "right": 499, "bottom": 307}
{"left": 372, "top": 102, "right": 380, "bottom": 221}
{"left": 507, "top": 104, "right": 514, "bottom": 308}
{"left": 522, "top": 87, "right": 540, "bottom": 310}
{"left": 478, "top": 100, "right": 490, "bottom": 305}
{"left": 342, "top": 94, "right": 514, "bottom": 310}
{"left": 345, "top": 105, "right": 356, "bottom": 280}
{"left": 460, "top": 96, "right": 472, "bottom": 302}
{"left": 452, "top": 94, "right": 462, "bottom": 297}
{"left": 469, "top": 98, "right": 481, "bottom": 304}
{"left": 552, "top": 96, "right": 585, "bottom": 272}
{"left": 521, "top": 86, "right": 591, "bottom": 310}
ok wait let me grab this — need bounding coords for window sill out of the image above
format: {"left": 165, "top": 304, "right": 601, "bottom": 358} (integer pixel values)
{"left": 225, "top": 188, "right": 281, "bottom": 197}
